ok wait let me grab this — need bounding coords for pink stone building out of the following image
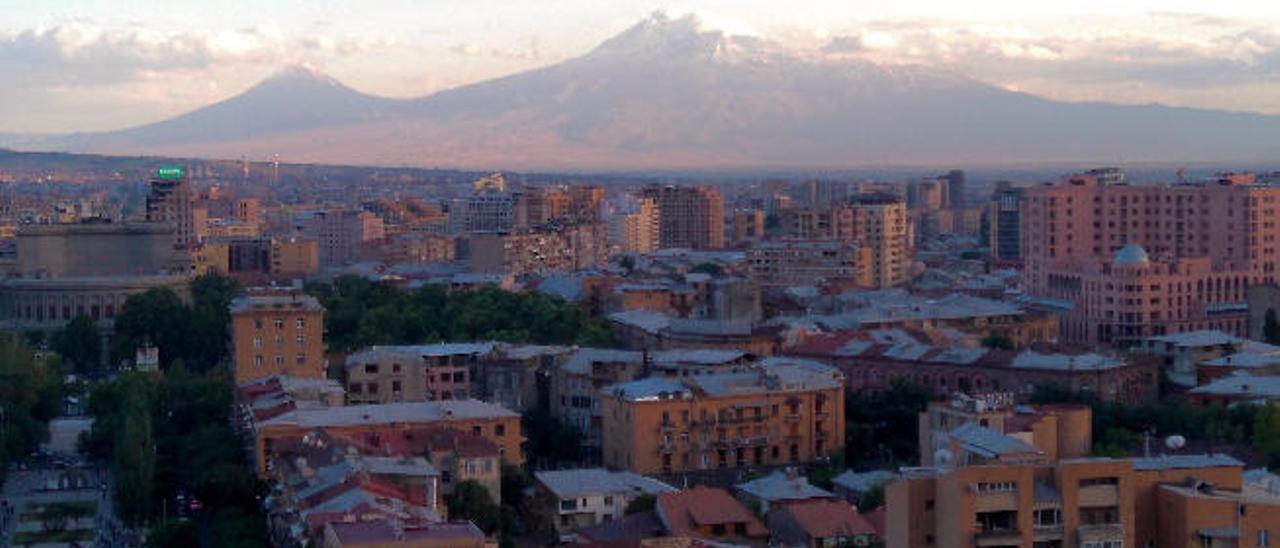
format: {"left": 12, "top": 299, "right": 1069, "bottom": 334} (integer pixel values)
{"left": 1024, "top": 170, "right": 1277, "bottom": 347}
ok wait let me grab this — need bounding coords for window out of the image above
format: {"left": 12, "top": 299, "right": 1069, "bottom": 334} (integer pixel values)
{"left": 295, "top": 354, "right": 306, "bottom": 365}
{"left": 274, "top": 355, "right": 284, "bottom": 367}
{"left": 974, "top": 482, "right": 1017, "bottom": 493}
{"left": 365, "top": 364, "right": 378, "bottom": 374}
{"left": 495, "top": 424, "right": 506, "bottom": 437}
{"left": 392, "top": 380, "right": 402, "bottom": 393}
{"left": 1033, "top": 508, "right": 1061, "bottom": 527}
{"left": 254, "top": 355, "right": 263, "bottom": 367}
{"left": 254, "top": 319, "right": 263, "bottom": 329}
{"left": 473, "top": 426, "right": 482, "bottom": 436}
{"left": 711, "top": 524, "right": 726, "bottom": 536}
{"left": 350, "top": 383, "right": 363, "bottom": 394}
{"left": 296, "top": 335, "right": 306, "bottom": 347}
{"left": 274, "top": 319, "right": 284, "bottom": 330}
{"left": 560, "top": 499, "right": 577, "bottom": 511}
{"left": 1260, "top": 530, "right": 1271, "bottom": 547}
{"left": 604, "top": 496, "right": 614, "bottom": 507}
{"left": 925, "top": 499, "right": 934, "bottom": 511}
{"left": 296, "top": 317, "right": 306, "bottom": 329}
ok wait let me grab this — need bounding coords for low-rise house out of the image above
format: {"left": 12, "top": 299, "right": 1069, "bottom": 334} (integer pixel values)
{"left": 655, "top": 487, "right": 769, "bottom": 546}
{"left": 1139, "top": 330, "right": 1279, "bottom": 388}
{"left": 830, "top": 470, "right": 898, "bottom": 507}
{"left": 735, "top": 469, "right": 837, "bottom": 513}
{"left": 322, "top": 519, "right": 486, "bottom": 548}
{"left": 534, "top": 468, "right": 677, "bottom": 534}
{"left": 767, "top": 499, "right": 879, "bottom": 548}
{"left": 1188, "top": 372, "right": 1280, "bottom": 406}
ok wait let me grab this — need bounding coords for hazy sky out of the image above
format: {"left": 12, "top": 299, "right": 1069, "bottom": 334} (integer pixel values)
{"left": 5, "top": 0, "right": 1280, "bottom": 133}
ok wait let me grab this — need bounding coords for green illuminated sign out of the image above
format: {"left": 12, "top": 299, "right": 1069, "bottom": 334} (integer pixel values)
{"left": 155, "top": 166, "right": 184, "bottom": 179}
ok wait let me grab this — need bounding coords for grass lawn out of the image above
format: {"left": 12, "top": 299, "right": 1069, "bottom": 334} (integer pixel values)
{"left": 12, "top": 528, "right": 96, "bottom": 544}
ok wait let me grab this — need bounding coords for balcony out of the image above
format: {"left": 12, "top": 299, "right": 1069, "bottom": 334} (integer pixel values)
{"left": 1077, "top": 484, "right": 1119, "bottom": 507}
{"left": 1031, "top": 525, "right": 1064, "bottom": 542}
{"left": 972, "top": 491, "right": 1019, "bottom": 513}
{"left": 973, "top": 528, "right": 1021, "bottom": 546}
{"left": 1077, "top": 524, "right": 1124, "bottom": 544}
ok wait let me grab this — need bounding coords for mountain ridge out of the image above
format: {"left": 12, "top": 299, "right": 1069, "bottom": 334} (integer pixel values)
{"left": 8, "top": 12, "right": 1280, "bottom": 170}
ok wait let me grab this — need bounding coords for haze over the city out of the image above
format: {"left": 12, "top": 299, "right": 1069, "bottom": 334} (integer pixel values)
{"left": 6, "top": 0, "right": 1280, "bottom": 134}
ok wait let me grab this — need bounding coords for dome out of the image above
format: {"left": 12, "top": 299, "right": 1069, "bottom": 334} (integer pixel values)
{"left": 1114, "top": 244, "right": 1150, "bottom": 265}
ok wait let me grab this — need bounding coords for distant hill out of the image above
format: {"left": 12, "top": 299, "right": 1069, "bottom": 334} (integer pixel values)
{"left": 9, "top": 13, "right": 1280, "bottom": 170}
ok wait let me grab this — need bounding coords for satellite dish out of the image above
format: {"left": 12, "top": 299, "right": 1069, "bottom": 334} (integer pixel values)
{"left": 1166, "top": 435, "right": 1186, "bottom": 450}
{"left": 934, "top": 449, "right": 953, "bottom": 466}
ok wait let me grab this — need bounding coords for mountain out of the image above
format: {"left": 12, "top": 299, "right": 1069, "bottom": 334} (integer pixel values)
{"left": 12, "top": 13, "right": 1280, "bottom": 169}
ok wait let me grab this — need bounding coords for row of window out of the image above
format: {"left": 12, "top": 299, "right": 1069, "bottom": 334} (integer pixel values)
{"left": 253, "top": 317, "right": 307, "bottom": 330}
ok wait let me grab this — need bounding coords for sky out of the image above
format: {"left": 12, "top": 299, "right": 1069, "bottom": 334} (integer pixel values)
{"left": 4, "top": 0, "right": 1280, "bottom": 133}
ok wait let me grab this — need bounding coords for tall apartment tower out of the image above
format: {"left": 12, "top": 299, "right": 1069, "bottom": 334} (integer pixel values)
{"left": 621, "top": 197, "right": 660, "bottom": 253}
{"left": 988, "top": 183, "right": 1023, "bottom": 262}
{"left": 946, "top": 169, "right": 967, "bottom": 209}
{"left": 851, "top": 194, "right": 912, "bottom": 288}
{"left": 640, "top": 185, "right": 725, "bottom": 250}
{"left": 146, "top": 166, "right": 203, "bottom": 249}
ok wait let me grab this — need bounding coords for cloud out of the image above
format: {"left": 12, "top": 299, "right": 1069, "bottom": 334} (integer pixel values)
{"left": 448, "top": 38, "right": 543, "bottom": 60}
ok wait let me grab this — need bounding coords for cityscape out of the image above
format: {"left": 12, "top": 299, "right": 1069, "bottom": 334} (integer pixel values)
{"left": 4, "top": 2, "right": 1280, "bottom": 548}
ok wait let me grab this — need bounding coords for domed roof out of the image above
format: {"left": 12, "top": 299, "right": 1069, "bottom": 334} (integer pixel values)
{"left": 1114, "top": 244, "right": 1150, "bottom": 265}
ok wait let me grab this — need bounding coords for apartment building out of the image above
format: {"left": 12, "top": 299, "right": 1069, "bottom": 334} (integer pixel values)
{"left": 293, "top": 209, "right": 385, "bottom": 266}
{"left": 917, "top": 394, "right": 1093, "bottom": 466}
{"left": 639, "top": 185, "right": 726, "bottom": 250}
{"left": 600, "top": 358, "right": 845, "bottom": 474}
{"left": 344, "top": 343, "right": 495, "bottom": 404}
{"left": 1023, "top": 170, "right": 1280, "bottom": 347}
{"left": 887, "top": 454, "right": 1280, "bottom": 548}
{"left": 251, "top": 399, "right": 523, "bottom": 476}
{"left": 466, "top": 223, "right": 607, "bottom": 276}
{"left": 776, "top": 194, "right": 912, "bottom": 288}
{"left": 746, "top": 240, "right": 872, "bottom": 288}
{"left": 146, "top": 166, "right": 205, "bottom": 249}
{"left": 230, "top": 289, "right": 327, "bottom": 384}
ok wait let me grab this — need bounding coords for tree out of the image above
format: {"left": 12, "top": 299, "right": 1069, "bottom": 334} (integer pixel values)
{"left": 0, "top": 335, "right": 63, "bottom": 470}
{"left": 50, "top": 315, "right": 102, "bottom": 374}
{"left": 690, "top": 262, "right": 723, "bottom": 277}
{"left": 844, "top": 379, "right": 931, "bottom": 466}
{"left": 856, "top": 484, "right": 885, "bottom": 513}
{"left": 624, "top": 493, "right": 656, "bottom": 516}
{"left": 980, "top": 333, "right": 1014, "bottom": 350}
{"left": 1254, "top": 402, "right": 1280, "bottom": 467}
{"left": 500, "top": 463, "right": 532, "bottom": 505}
{"left": 111, "top": 288, "right": 191, "bottom": 367}
{"left": 113, "top": 391, "right": 156, "bottom": 525}
{"left": 446, "top": 480, "right": 502, "bottom": 533}
{"left": 147, "top": 520, "right": 199, "bottom": 548}
{"left": 1266, "top": 308, "right": 1280, "bottom": 345}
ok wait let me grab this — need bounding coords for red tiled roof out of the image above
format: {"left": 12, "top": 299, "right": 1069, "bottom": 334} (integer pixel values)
{"left": 656, "top": 487, "right": 767, "bottom": 539}
{"left": 782, "top": 500, "right": 876, "bottom": 539}
{"left": 864, "top": 507, "right": 886, "bottom": 538}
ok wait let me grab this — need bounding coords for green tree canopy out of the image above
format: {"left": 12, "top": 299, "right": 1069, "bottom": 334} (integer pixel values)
{"left": 0, "top": 335, "right": 63, "bottom": 470}
{"left": 50, "top": 315, "right": 102, "bottom": 374}
{"left": 1266, "top": 308, "right": 1280, "bottom": 345}
{"left": 446, "top": 480, "right": 502, "bottom": 533}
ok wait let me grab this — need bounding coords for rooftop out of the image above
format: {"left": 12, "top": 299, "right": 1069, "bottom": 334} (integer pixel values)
{"left": 229, "top": 291, "right": 324, "bottom": 314}
{"left": 1144, "top": 330, "right": 1246, "bottom": 348}
{"left": 535, "top": 468, "right": 677, "bottom": 499}
{"left": 346, "top": 342, "right": 496, "bottom": 364}
{"left": 736, "top": 470, "right": 835, "bottom": 502}
{"left": 781, "top": 500, "right": 877, "bottom": 539}
{"left": 656, "top": 486, "right": 767, "bottom": 539}
{"left": 948, "top": 422, "right": 1041, "bottom": 459}
{"left": 259, "top": 399, "right": 518, "bottom": 429}
{"left": 830, "top": 470, "right": 898, "bottom": 493}
{"left": 1188, "top": 372, "right": 1280, "bottom": 398}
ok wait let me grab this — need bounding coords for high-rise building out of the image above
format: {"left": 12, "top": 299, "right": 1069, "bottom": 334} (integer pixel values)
{"left": 989, "top": 183, "right": 1024, "bottom": 262}
{"left": 747, "top": 240, "right": 871, "bottom": 287}
{"left": 146, "top": 166, "right": 203, "bottom": 249}
{"left": 620, "top": 197, "right": 660, "bottom": 253}
{"left": 229, "top": 288, "right": 326, "bottom": 384}
{"left": 775, "top": 194, "right": 912, "bottom": 288}
{"left": 293, "top": 209, "right": 385, "bottom": 266}
{"left": 731, "top": 209, "right": 766, "bottom": 246}
{"left": 1023, "top": 170, "right": 1278, "bottom": 347}
{"left": 945, "top": 169, "right": 967, "bottom": 210}
{"left": 640, "top": 185, "right": 725, "bottom": 250}
{"left": 850, "top": 194, "right": 912, "bottom": 288}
